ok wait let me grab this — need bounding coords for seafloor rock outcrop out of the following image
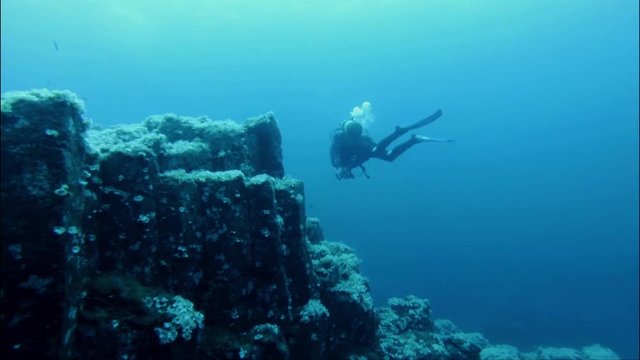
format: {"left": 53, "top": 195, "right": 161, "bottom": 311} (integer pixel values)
{"left": 1, "top": 90, "right": 620, "bottom": 360}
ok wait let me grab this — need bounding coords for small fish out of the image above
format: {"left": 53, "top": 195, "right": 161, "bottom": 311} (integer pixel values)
{"left": 53, "top": 41, "right": 59, "bottom": 51}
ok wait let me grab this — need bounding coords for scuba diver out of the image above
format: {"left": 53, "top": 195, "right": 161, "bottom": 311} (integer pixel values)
{"left": 329, "top": 109, "right": 452, "bottom": 180}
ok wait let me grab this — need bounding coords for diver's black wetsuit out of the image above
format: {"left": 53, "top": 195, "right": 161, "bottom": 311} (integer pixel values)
{"left": 330, "top": 109, "right": 448, "bottom": 179}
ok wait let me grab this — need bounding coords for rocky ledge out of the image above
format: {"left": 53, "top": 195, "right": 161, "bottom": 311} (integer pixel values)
{"left": 0, "top": 90, "right": 620, "bottom": 360}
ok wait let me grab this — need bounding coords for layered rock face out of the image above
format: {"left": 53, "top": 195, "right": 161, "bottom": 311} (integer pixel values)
{"left": 1, "top": 90, "right": 377, "bottom": 360}
{"left": 1, "top": 90, "right": 620, "bottom": 360}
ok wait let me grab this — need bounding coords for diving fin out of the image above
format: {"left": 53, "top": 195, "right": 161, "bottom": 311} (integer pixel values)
{"left": 402, "top": 109, "right": 443, "bottom": 131}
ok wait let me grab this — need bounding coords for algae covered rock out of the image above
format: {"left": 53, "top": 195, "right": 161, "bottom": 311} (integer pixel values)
{"left": 480, "top": 344, "right": 522, "bottom": 360}
{"left": 0, "top": 89, "right": 622, "bottom": 360}
{"left": 0, "top": 89, "right": 378, "bottom": 360}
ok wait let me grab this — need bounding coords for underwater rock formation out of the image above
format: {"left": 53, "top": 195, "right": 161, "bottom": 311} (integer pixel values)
{"left": 1, "top": 90, "right": 620, "bottom": 360}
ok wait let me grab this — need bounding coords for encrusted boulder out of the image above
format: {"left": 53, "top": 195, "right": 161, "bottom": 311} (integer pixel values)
{"left": 0, "top": 89, "right": 377, "bottom": 360}
{"left": 1, "top": 89, "right": 622, "bottom": 360}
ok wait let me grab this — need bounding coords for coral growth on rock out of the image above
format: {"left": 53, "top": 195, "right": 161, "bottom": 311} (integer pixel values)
{"left": 0, "top": 90, "right": 620, "bottom": 359}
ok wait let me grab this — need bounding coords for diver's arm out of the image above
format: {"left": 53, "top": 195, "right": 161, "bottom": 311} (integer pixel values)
{"left": 336, "top": 167, "right": 355, "bottom": 180}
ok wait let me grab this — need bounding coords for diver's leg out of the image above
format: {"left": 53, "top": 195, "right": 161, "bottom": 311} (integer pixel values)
{"left": 372, "top": 109, "right": 444, "bottom": 157}
{"left": 374, "top": 134, "right": 452, "bottom": 162}
{"left": 373, "top": 126, "right": 405, "bottom": 156}
{"left": 374, "top": 136, "right": 421, "bottom": 161}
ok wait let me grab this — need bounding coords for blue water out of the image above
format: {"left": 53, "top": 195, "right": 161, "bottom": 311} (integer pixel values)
{"left": 2, "top": 1, "right": 638, "bottom": 357}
